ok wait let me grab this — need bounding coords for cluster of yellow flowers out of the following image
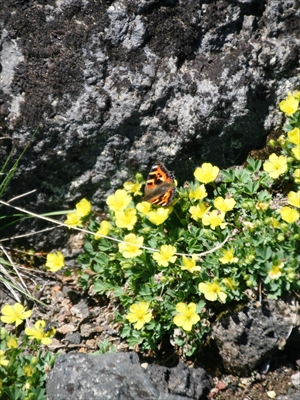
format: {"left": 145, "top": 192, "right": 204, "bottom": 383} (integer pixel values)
{"left": 44, "top": 198, "right": 93, "bottom": 272}
{"left": 107, "top": 163, "right": 239, "bottom": 331}
{"left": 40, "top": 91, "right": 299, "bottom": 335}
{"left": 0, "top": 302, "right": 56, "bottom": 367}
{"left": 188, "top": 164, "right": 237, "bottom": 230}
{"left": 126, "top": 300, "right": 202, "bottom": 332}
{"left": 279, "top": 91, "right": 300, "bottom": 165}
{"left": 64, "top": 198, "right": 92, "bottom": 226}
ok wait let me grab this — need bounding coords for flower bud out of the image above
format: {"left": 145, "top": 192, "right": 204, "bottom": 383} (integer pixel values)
{"left": 268, "top": 139, "right": 276, "bottom": 147}
{"left": 277, "top": 234, "right": 285, "bottom": 242}
{"left": 277, "top": 135, "right": 286, "bottom": 146}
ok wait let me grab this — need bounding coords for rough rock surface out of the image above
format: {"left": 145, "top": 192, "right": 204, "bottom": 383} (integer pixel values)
{"left": 277, "top": 391, "right": 300, "bottom": 400}
{"left": 208, "top": 299, "right": 298, "bottom": 376}
{"left": 0, "top": 0, "right": 299, "bottom": 246}
{"left": 46, "top": 352, "right": 213, "bottom": 400}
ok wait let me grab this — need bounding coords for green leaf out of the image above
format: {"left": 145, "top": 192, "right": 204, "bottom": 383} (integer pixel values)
{"left": 256, "top": 246, "right": 272, "bottom": 261}
{"left": 246, "top": 157, "right": 262, "bottom": 172}
{"left": 243, "top": 181, "right": 260, "bottom": 195}
{"left": 83, "top": 241, "right": 94, "bottom": 253}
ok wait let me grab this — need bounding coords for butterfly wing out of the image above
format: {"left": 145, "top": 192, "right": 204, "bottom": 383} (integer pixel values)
{"left": 143, "top": 162, "right": 176, "bottom": 206}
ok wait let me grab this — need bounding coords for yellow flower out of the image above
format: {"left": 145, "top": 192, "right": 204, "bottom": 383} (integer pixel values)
{"left": 118, "top": 234, "right": 144, "bottom": 258}
{"left": 152, "top": 245, "right": 177, "bottom": 267}
{"left": 198, "top": 281, "right": 227, "bottom": 302}
{"left": 23, "top": 364, "right": 35, "bottom": 377}
{"left": 25, "top": 320, "right": 55, "bottom": 345}
{"left": 292, "top": 145, "right": 300, "bottom": 160}
{"left": 280, "top": 206, "right": 299, "bottom": 223}
{"left": 287, "top": 127, "right": 300, "bottom": 145}
{"left": 255, "top": 202, "right": 269, "bottom": 211}
{"left": 194, "top": 163, "right": 219, "bottom": 184}
{"left": 0, "top": 350, "right": 9, "bottom": 367}
{"left": 64, "top": 212, "right": 81, "bottom": 226}
{"left": 270, "top": 217, "right": 280, "bottom": 228}
{"left": 181, "top": 255, "right": 201, "bottom": 273}
{"left": 147, "top": 207, "right": 171, "bottom": 225}
{"left": 123, "top": 181, "right": 143, "bottom": 196}
{"left": 214, "top": 196, "right": 236, "bottom": 212}
{"left": 7, "top": 336, "right": 18, "bottom": 349}
{"left": 268, "top": 262, "right": 284, "bottom": 280}
{"left": 189, "top": 184, "right": 207, "bottom": 200}
{"left": 263, "top": 153, "right": 288, "bottom": 179}
{"left": 219, "top": 248, "right": 238, "bottom": 264}
{"left": 279, "top": 92, "right": 299, "bottom": 115}
{"left": 287, "top": 190, "right": 300, "bottom": 208}
{"left": 242, "top": 220, "right": 255, "bottom": 231}
{"left": 173, "top": 302, "right": 200, "bottom": 332}
{"left": 106, "top": 189, "right": 132, "bottom": 212}
{"left": 136, "top": 201, "right": 152, "bottom": 217}
{"left": 202, "top": 210, "right": 227, "bottom": 230}
{"left": 222, "top": 278, "right": 237, "bottom": 291}
{"left": 1, "top": 303, "right": 32, "bottom": 327}
{"left": 189, "top": 203, "right": 209, "bottom": 221}
{"left": 126, "top": 302, "right": 152, "bottom": 330}
{"left": 46, "top": 251, "right": 65, "bottom": 272}
{"left": 75, "top": 198, "right": 92, "bottom": 218}
{"left": 94, "top": 220, "right": 111, "bottom": 239}
{"left": 294, "top": 169, "right": 300, "bottom": 183}
{"left": 115, "top": 208, "right": 137, "bottom": 230}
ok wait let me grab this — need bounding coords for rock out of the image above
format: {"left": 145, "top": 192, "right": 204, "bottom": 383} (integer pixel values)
{"left": 65, "top": 331, "right": 81, "bottom": 345}
{"left": 46, "top": 352, "right": 213, "bottom": 400}
{"left": 70, "top": 299, "right": 90, "bottom": 320}
{"left": 210, "top": 300, "right": 297, "bottom": 375}
{"left": 277, "top": 390, "right": 300, "bottom": 400}
{"left": 147, "top": 361, "right": 213, "bottom": 399}
{"left": 0, "top": 0, "right": 299, "bottom": 247}
{"left": 291, "top": 371, "right": 300, "bottom": 390}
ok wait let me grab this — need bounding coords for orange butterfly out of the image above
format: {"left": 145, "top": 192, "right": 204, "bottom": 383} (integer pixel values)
{"left": 143, "top": 162, "right": 176, "bottom": 206}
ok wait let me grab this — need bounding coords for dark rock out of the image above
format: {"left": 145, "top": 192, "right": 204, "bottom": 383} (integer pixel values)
{"left": 209, "top": 300, "right": 297, "bottom": 375}
{"left": 147, "top": 361, "right": 213, "bottom": 399}
{"left": 46, "top": 352, "right": 213, "bottom": 400}
{"left": 0, "top": 0, "right": 299, "bottom": 248}
{"left": 65, "top": 331, "right": 81, "bottom": 345}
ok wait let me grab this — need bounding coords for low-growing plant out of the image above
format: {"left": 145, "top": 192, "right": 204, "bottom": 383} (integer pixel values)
{"left": 0, "top": 304, "right": 57, "bottom": 400}
{"left": 72, "top": 91, "right": 300, "bottom": 356}
{"left": 92, "top": 339, "right": 117, "bottom": 355}
{"left": 0, "top": 92, "right": 299, "bottom": 400}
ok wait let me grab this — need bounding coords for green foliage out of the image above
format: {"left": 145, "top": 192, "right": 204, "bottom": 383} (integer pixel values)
{"left": 92, "top": 339, "right": 117, "bottom": 355}
{"left": 0, "top": 328, "right": 57, "bottom": 400}
{"left": 77, "top": 92, "right": 300, "bottom": 356}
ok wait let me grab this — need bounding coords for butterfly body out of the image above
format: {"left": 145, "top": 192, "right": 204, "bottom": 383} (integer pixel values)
{"left": 143, "top": 162, "right": 176, "bottom": 206}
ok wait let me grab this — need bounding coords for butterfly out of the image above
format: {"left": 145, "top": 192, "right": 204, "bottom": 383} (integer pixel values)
{"left": 142, "top": 161, "right": 176, "bottom": 206}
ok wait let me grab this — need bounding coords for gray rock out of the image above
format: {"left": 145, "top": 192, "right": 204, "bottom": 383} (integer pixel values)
{"left": 210, "top": 300, "right": 297, "bottom": 375}
{"left": 46, "top": 352, "right": 213, "bottom": 400}
{"left": 147, "top": 361, "right": 213, "bottom": 399}
{"left": 277, "top": 390, "right": 300, "bottom": 400}
{"left": 0, "top": 0, "right": 299, "bottom": 248}
{"left": 291, "top": 371, "right": 300, "bottom": 390}
{"left": 65, "top": 331, "right": 81, "bottom": 345}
